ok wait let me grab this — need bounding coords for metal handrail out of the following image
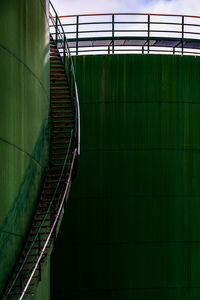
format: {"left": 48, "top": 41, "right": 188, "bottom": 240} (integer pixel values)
{"left": 49, "top": 13, "right": 200, "bottom": 56}
{"left": 49, "top": 2, "right": 80, "bottom": 153}
{"left": 19, "top": 147, "right": 78, "bottom": 300}
{"left": 4, "top": 130, "right": 74, "bottom": 299}
{"left": 58, "top": 12, "right": 200, "bottom": 18}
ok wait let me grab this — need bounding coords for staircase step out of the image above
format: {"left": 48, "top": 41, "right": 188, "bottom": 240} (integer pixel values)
{"left": 53, "top": 131, "right": 72, "bottom": 135}
{"left": 52, "top": 145, "right": 71, "bottom": 150}
{"left": 26, "top": 259, "right": 45, "bottom": 265}
{"left": 52, "top": 115, "right": 73, "bottom": 119}
{"left": 51, "top": 99, "right": 71, "bottom": 103}
{"left": 36, "top": 211, "right": 55, "bottom": 216}
{"left": 51, "top": 90, "right": 70, "bottom": 93}
{"left": 50, "top": 76, "right": 66, "bottom": 80}
{"left": 50, "top": 69, "right": 65, "bottom": 72}
{"left": 28, "top": 231, "right": 49, "bottom": 237}
{"left": 52, "top": 135, "right": 71, "bottom": 139}
{"left": 50, "top": 54, "right": 60, "bottom": 58}
{"left": 52, "top": 140, "right": 70, "bottom": 144}
{"left": 51, "top": 105, "right": 72, "bottom": 109}
{"left": 51, "top": 151, "right": 69, "bottom": 156}
{"left": 52, "top": 120, "right": 73, "bottom": 124}
{"left": 52, "top": 124, "right": 74, "bottom": 128}
{"left": 50, "top": 87, "right": 69, "bottom": 90}
{"left": 31, "top": 225, "right": 51, "bottom": 229}
{"left": 50, "top": 65, "right": 63, "bottom": 69}
{"left": 51, "top": 99, "right": 71, "bottom": 102}
{"left": 51, "top": 110, "right": 72, "bottom": 113}
{"left": 51, "top": 81, "right": 70, "bottom": 85}
{"left": 50, "top": 74, "right": 66, "bottom": 78}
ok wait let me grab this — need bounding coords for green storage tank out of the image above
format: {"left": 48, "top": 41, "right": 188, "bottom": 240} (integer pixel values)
{"left": 51, "top": 54, "right": 200, "bottom": 299}
{"left": 0, "top": 0, "right": 50, "bottom": 296}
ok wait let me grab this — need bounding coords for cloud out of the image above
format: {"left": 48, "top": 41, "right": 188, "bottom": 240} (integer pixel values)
{"left": 52, "top": 0, "right": 200, "bottom": 16}
{"left": 52, "top": 0, "right": 146, "bottom": 15}
{"left": 143, "top": 0, "right": 200, "bottom": 15}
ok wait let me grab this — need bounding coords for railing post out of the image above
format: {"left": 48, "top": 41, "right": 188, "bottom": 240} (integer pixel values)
{"left": 20, "top": 273, "right": 23, "bottom": 294}
{"left": 69, "top": 58, "right": 72, "bottom": 89}
{"left": 38, "top": 233, "right": 41, "bottom": 282}
{"left": 56, "top": 15, "right": 58, "bottom": 46}
{"left": 182, "top": 16, "right": 184, "bottom": 55}
{"left": 147, "top": 14, "right": 150, "bottom": 54}
{"left": 64, "top": 35, "right": 66, "bottom": 67}
{"left": 76, "top": 16, "right": 79, "bottom": 55}
{"left": 112, "top": 14, "right": 115, "bottom": 54}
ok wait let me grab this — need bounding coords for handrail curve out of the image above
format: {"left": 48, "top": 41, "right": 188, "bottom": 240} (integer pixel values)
{"left": 4, "top": 130, "right": 74, "bottom": 299}
{"left": 19, "top": 147, "right": 78, "bottom": 300}
{"left": 58, "top": 12, "right": 200, "bottom": 19}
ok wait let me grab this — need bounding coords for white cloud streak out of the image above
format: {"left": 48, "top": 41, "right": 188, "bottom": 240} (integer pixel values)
{"left": 51, "top": 0, "right": 145, "bottom": 15}
{"left": 52, "top": 0, "right": 200, "bottom": 16}
{"left": 144, "top": 0, "right": 200, "bottom": 15}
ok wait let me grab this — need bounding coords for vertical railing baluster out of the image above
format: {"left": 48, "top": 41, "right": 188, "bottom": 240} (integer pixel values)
{"left": 182, "top": 16, "right": 184, "bottom": 55}
{"left": 76, "top": 16, "right": 79, "bottom": 55}
{"left": 20, "top": 273, "right": 23, "bottom": 294}
{"left": 64, "top": 35, "right": 66, "bottom": 67}
{"left": 56, "top": 15, "right": 58, "bottom": 46}
{"left": 38, "top": 234, "right": 41, "bottom": 282}
{"left": 147, "top": 14, "right": 150, "bottom": 54}
{"left": 69, "top": 58, "right": 71, "bottom": 88}
{"left": 112, "top": 14, "right": 115, "bottom": 54}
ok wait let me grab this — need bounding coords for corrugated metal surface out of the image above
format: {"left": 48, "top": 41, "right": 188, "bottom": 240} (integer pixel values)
{"left": 0, "top": 0, "right": 49, "bottom": 294}
{"left": 52, "top": 54, "right": 200, "bottom": 299}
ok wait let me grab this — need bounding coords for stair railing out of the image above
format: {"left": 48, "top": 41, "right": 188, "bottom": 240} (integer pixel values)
{"left": 3, "top": 130, "right": 76, "bottom": 299}
{"left": 49, "top": 1, "right": 80, "bottom": 154}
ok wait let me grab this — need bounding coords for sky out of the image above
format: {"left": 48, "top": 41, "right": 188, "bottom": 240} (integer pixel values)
{"left": 51, "top": 0, "right": 200, "bottom": 16}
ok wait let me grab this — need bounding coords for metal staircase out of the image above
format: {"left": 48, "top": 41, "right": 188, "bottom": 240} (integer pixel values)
{"left": 1, "top": 2, "right": 80, "bottom": 299}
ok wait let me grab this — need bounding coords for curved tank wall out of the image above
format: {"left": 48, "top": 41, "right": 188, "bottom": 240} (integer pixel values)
{"left": 51, "top": 54, "right": 200, "bottom": 299}
{"left": 0, "top": 0, "right": 49, "bottom": 293}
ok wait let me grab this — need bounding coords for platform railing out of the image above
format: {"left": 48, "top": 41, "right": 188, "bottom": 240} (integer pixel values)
{"left": 50, "top": 13, "right": 200, "bottom": 56}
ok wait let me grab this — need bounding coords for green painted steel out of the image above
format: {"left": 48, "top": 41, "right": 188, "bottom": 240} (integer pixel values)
{"left": 51, "top": 54, "right": 200, "bottom": 299}
{"left": 0, "top": 0, "right": 49, "bottom": 295}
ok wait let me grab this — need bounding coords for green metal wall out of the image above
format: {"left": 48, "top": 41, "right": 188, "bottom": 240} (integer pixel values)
{"left": 51, "top": 54, "right": 200, "bottom": 299}
{"left": 0, "top": 0, "right": 50, "bottom": 294}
